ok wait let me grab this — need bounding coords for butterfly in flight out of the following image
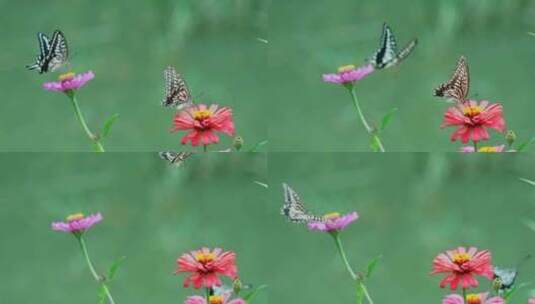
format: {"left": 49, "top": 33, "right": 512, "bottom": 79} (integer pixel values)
{"left": 434, "top": 56, "right": 470, "bottom": 104}
{"left": 369, "top": 23, "right": 418, "bottom": 70}
{"left": 281, "top": 183, "right": 325, "bottom": 224}
{"left": 163, "top": 66, "right": 193, "bottom": 110}
{"left": 158, "top": 151, "right": 193, "bottom": 166}
{"left": 27, "top": 30, "right": 69, "bottom": 74}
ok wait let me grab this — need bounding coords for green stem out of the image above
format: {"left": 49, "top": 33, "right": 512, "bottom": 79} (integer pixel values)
{"left": 473, "top": 141, "right": 478, "bottom": 152}
{"left": 68, "top": 93, "right": 105, "bottom": 152}
{"left": 348, "top": 87, "right": 385, "bottom": 152}
{"left": 78, "top": 237, "right": 116, "bottom": 304}
{"left": 462, "top": 288, "right": 467, "bottom": 301}
{"left": 203, "top": 145, "right": 208, "bottom": 152}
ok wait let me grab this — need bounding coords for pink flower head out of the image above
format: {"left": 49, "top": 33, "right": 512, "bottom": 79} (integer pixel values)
{"left": 176, "top": 247, "right": 238, "bottom": 289}
{"left": 172, "top": 104, "right": 235, "bottom": 147}
{"left": 51, "top": 212, "right": 102, "bottom": 234}
{"left": 322, "top": 64, "right": 374, "bottom": 85}
{"left": 431, "top": 246, "right": 494, "bottom": 290}
{"left": 307, "top": 211, "right": 358, "bottom": 232}
{"left": 441, "top": 100, "right": 506, "bottom": 144}
{"left": 185, "top": 293, "right": 245, "bottom": 304}
{"left": 43, "top": 71, "right": 95, "bottom": 92}
{"left": 459, "top": 145, "right": 506, "bottom": 153}
{"left": 528, "top": 298, "right": 535, "bottom": 304}
{"left": 443, "top": 293, "right": 504, "bottom": 304}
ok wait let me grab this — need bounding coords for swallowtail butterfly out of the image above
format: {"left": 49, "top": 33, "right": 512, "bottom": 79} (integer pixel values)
{"left": 158, "top": 151, "right": 193, "bottom": 166}
{"left": 369, "top": 23, "right": 418, "bottom": 69}
{"left": 434, "top": 56, "right": 470, "bottom": 104}
{"left": 281, "top": 183, "right": 324, "bottom": 224}
{"left": 27, "top": 30, "right": 69, "bottom": 74}
{"left": 163, "top": 66, "right": 192, "bottom": 110}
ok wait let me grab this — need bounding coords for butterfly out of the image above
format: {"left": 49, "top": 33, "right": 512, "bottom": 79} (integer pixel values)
{"left": 434, "top": 56, "right": 470, "bottom": 104}
{"left": 27, "top": 30, "right": 69, "bottom": 74}
{"left": 281, "top": 183, "right": 324, "bottom": 224}
{"left": 492, "top": 254, "right": 532, "bottom": 294}
{"left": 163, "top": 66, "right": 192, "bottom": 110}
{"left": 369, "top": 23, "right": 418, "bottom": 70}
{"left": 158, "top": 151, "right": 193, "bottom": 166}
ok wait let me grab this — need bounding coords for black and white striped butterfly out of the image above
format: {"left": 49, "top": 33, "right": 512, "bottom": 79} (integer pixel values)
{"left": 163, "top": 66, "right": 193, "bottom": 110}
{"left": 434, "top": 56, "right": 470, "bottom": 104}
{"left": 281, "top": 183, "right": 324, "bottom": 224}
{"left": 369, "top": 23, "right": 418, "bottom": 70}
{"left": 27, "top": 30, "right": 69, "bottom": 74}
{"left": 158, "top": 151, "right": 193, "bottom": 166}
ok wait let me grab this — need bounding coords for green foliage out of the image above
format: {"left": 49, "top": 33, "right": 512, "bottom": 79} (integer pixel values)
{"left": 101, "top": 114, "right": 120, "bottom": 140}
{"left": 379, "top": 109, "right": 397, "bottom": 133}
{"left": 107, "top": 256, "right": 126, "bottom": 282}
{"left": 355, "top": 281, "right": 364, "bottom": 304}
{"left": 365, "top": 255, "right": 382, "bottom": 279}
{"left": 249, "top": 140, "right": 268, "bottom": 152}
{"left": 242, "top": 284, "right": 268, "bottom": 303}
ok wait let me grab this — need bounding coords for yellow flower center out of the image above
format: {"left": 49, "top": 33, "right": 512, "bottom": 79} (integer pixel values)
{"left": 478, "top": 146, "right": 500, "bottom": 153}
{"left": 59, "top": 72, "right": 75, "bottom": 81}
{"left": 323, "top": 212, "right": 341, "bottom": 220}
{"left": 337, "top": 65, "right": 356, "bottom": 73}
{"left": 463, "top": 106, "right": 482, "bottom": 117}
{"left": 466, "top": 294, "right": 482, "bottom": 304}
{"left": 208, "top": 295, "right": 224, "bottom": 304}
{"left": 66, "top": 213, "right": 84, "bottom": 222}
{"left": 195, "top": 251, "right": 216, "bottom": 264}
{"left": 193, "top": 109, "right": 213, "bottom": 120}
{"left": 452, "top": 252, "right": 471, "bottom": 265}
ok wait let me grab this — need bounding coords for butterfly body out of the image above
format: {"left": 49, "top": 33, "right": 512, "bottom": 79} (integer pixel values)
{"left": 369, "top": 23, "right": 418, "bottom": 70}
{"left": 27, "top": 30, "right": 68, "bottom": 74}
{"left": 434, "top": 56, "right": 470, "bottom": 104}
{"left": 163, "top": 66, "right": 192, "bottom": 110}
{"left": 158, "top": 151, "right": 193, "bottom": 166}
{"left": 281, "top": 183, "right": 324, "bottom": 224}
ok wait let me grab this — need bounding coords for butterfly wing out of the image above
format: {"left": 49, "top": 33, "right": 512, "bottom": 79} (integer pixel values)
{"left": 47, "top": 30, "right": 69, "bottom": 72}
{"left": 494, "top": 267, "right": 518, "bottom": 290}
{"left": 159, "top": 151, "right": 193, "bottom": 166}
{"left": 370, "top": 23, "right": 398, "bottom": 69}
{"left": 163, "top": 66, "right": 192, "bottom": 109}
{"left": 434, "top": 56, "right": 470, "bottom": 103}
{"left": 391, "top": 38, "right": 418, "bottom": 67}
{"left": 26, "top": 32, "right": 51, "bottom": 73}
{"left": 281, "top": 183, "right": 323, "bottom": 223}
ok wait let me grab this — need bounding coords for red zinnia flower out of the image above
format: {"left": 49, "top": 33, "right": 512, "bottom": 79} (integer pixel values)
{"left": 431, "top": 246, "right": 494, "bottom": 290}
{"left": 172, "top": 104, "right": 235, "bottom": 147}
{"left": 176, "top": 247, "right": 238, "bottom": 289}
{"left": 441, "top": 100, "right": 506, "bottom": 144}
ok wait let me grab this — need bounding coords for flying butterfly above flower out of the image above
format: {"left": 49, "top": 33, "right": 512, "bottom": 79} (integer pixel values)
{"left": 163, "top": 66, "right": 193, "bottom": 110}
{"left": 158, "top": 151, "right": 193, "bottom": 166}
{"left": 27, "top": 30, "right": 69, "bottom": 74}
{"left": 369, "top": 23, "right": 418, "bottom": 70}
{"left": 434, "top": 56, "right": 470, "bottom": 104}
{"left": 281, "top": 183, "right": 325, "bottom": 224}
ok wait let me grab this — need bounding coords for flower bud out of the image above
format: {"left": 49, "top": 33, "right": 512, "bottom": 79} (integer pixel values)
{"left": 505, "top": 130, "right": 516, "bottom": 146}
{"left": 233, "top": 136, "right": 244, "bottom": 151}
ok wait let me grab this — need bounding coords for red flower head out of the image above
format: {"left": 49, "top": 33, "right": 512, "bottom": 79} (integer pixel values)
{"left": 441, "top": 100, "right": 506, "bottom": 144}
{"left": 176, "top": 247, "right": 238, "bottom": 289}
{"left": 431, "top": 246, "right": 494, "bottom": 290}
{"left": 172, "top": 104, "right": 235, "bottom": 147}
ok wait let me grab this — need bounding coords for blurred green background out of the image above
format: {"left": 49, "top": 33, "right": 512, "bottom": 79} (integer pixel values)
{"left": 0, "top": 153, "right": 268, "bottom": 303}
{"left": 1, "top": 0, "right": 269, "bottom": 151}
{"left": 268, "top": 0, "right": 535, "bottom": 151}
{"left": 268, "top": 153, "right": 535, "bottom": 303}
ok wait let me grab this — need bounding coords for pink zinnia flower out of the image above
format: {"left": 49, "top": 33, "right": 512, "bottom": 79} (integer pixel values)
{"left": 172, "top": 104, "right": 235, "bottom": 147}
{"left": 308, "top": 211, "right": 358, "bottom": 232}
{"left": 43, "top": 71, "right": 95, "bottom": 92}
{"left": 443, "top": 293, "right": 504, "bottom": 304}
{"left": 441, "top": 100, "right": 506, "bottom": 144}
{"left": 322, "top": 64, "right": 374, "bottom": 84}
{"left": 185, "top": 293, "right": 245, "bottom": 304}
{"left": 51, "top": 212, "right": 102, "bottom": 233}
{"left": 176, "top": 247, "right": 238, "bottom": 289}
{"left": 431, "top": 246, "right": 494, "bottom": 290}
{"left": 528, "top": 298, "right": 535, "bottom": 304}
{"left": 459, "top": 145, "right": 506, "bottom": 153}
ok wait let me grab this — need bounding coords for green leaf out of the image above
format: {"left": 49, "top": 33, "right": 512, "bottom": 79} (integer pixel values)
{"left": 355, "top": 281, "right": 364, "bottom": 304}
{"left": 242, "top": 284, "right": 268, "bottom": 303}
{"left": 97, "top": 284, "right": 106, "bottom": 304}
{"left": 379, "top": 108, "right": 398, "bottom": 132}
{"left": 516, "top": 137, "right": 535, "bottom": 152}
{"left": 369, "top": 136, "right": 380, "bottom": 152}
{"left": 107, "top": 256, "right": 126, "bottom": 281}
{"left": 101, "top": 114, "right": 120, "bottom": 139}
{"left": 249, "top": 140, "right": 268, "bottom": 152}
{"left": 366, "top": 255, "right": 382, "bottom": 279}
{"left": 504, "top": 282, "right": 531, "bottom": 301}
{"left": 519, "top": 177, "right": 535, "bottom": 187}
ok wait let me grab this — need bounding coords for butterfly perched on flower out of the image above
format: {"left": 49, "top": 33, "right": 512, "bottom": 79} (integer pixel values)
{"left": 492, "top": 254, "right": 532, "bottom": 295}
{"left": 369, "top": 23, "right": 418, "bottom": 70}
{"left": 158, "top": 151, "right": 193, "bottom": 166}
{"left": 281, "top": 183, "right": 325, "bottom": 224}
{"left": 434, "top": 56, "right": 470, "bottom": 104}
{"left": 163, "top": 66, "right": 193, "bottom": 110}
{"left": 27, "top": 30, "right": 69, "bottom": 74}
